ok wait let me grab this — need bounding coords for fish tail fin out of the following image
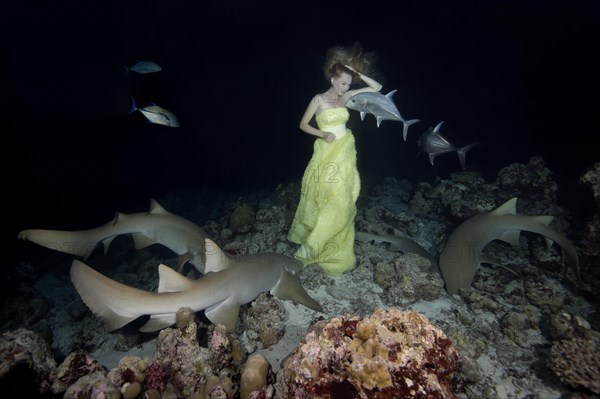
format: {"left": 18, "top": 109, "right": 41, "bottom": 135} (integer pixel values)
{"left": 457, "top": 142, "right": 478, "bottom": 170}
{"left": 428, "top": 153, "right": 436, "bottom": 166}
{"left": 402, "top": 119, "right": 421, "bottom": 141}
{"left": 128, "top": 96, "right": 137, "bottom": 115}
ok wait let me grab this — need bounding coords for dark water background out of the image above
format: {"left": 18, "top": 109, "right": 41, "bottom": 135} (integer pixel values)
{"left": 1, "top": 0, "right": 599, "bottom": 267}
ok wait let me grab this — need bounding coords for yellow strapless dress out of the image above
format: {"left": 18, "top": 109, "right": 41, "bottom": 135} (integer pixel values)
{"left": 287, "top": 107, "right": 360, "bottom": 275}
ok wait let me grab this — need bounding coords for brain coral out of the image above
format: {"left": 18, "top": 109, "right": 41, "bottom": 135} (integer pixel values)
{"left": 276, "top": 308, "right": 460, "bottom": 398}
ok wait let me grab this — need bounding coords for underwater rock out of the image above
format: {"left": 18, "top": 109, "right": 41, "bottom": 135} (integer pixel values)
{"left": 240, "top": 292, "right": 287, "bottom": 351}
{"left": 547, "top": 311, "right": 592, "bottom": 341}
{"left": 63, "top": 370, "right": 119, "bottom": 399}
{"left": 151, "top": 309, "right": 242, "bottom": 397}
{"left": 52, "top": 351, "right": 106, "bottom": 394}
{"left": 374, "top": 253, "right": 443, "bottom": 307}
{"left": 581, "top": 162, "right": 600, "bottom": 204}
{"left": 523, "top": 277, "right": 566, "bottom": 312}
{"left": 548, "top": 329, "right": 600, "bottom": 394}
{"left": 497, "top": 156, "right": 558, "bottom": 203}
{"left": 274, "top": 308, "right": 459, "bottom": 398}
{"left": 228, "top": 204, "right": 256, "bottom": 233}
{"left": 579, "top": 162, "right": 600, "bottom": 296}
{"left": 240, "top": 353, "right": 274, "bottom": 399}
{"left": 0, "top": 328, "right": 57, "bottom": 396}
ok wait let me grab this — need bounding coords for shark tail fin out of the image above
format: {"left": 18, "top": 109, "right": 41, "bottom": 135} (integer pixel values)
{"left": 18, "top": 229, "right": 99, "bottom": 259}
{"left": 457, "top": 142, "right": 478, "bottom": 170}
{"left": 70, "top": 260, "right": 146, "bottom": 331}
{"left": 402, "top": 119, "right": 421, "bottom": 141}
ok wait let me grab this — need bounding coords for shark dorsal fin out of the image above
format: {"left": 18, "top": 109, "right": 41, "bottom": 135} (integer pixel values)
{"left": 112, "top": 212, "right": 156, "bottom": 250}
{"left": 204, "top": 238, "right": 232, "bottom": 273}
{"left": 149, "top": 199, "right": 169, "bottom": 215}
{"left": 157, "top": 263, "right": 194, "bottom": 293}
{"left": 491, "top": 198, "right": 518, "bottom": 216}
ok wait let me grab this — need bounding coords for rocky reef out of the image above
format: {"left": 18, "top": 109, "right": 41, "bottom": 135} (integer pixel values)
{"left": 0, "top": 308, "right": 247, "bottom": 398}
{"left": 274, "top": 308, "right": 459, "bottom": 398}
{"left": 3, "top": 156, "right": 600, "bottom": 398}
{"left": 1, "top": 308, "right": 459, "bottom": 399}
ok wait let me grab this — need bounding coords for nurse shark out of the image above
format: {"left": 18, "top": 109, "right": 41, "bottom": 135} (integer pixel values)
{"left": 70, "top": 238, "right": 322, "bottom": 332}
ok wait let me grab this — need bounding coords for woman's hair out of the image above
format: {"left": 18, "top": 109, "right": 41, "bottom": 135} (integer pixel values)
{"left": 323, "top": 42, "right": 376, "bottom": 84}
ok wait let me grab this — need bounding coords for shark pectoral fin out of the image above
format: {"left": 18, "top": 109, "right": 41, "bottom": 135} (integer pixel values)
{"left": 480, "top": 254, "right": 520, "bottom": 277}
{"left": 139, "top": 314, "right": 177, "bottom": 332}
{"left": 271, "top": 271, "right": 322, "bottom": 312}
{"left": 205, "top": 298, "right": 240, "bottom": 332}
{"left": 157, "top": 264, "right": 194, "bottom": 293}
{"left": 497, "top": 230, "right": 521, "bottom": 246}
{"left": 131, "top": 232, "right": 155, "bottom": 250}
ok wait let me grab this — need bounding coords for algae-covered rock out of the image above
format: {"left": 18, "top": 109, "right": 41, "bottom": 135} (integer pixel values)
{"left": 275, "top": 308, "right": 460, "bottom": 398}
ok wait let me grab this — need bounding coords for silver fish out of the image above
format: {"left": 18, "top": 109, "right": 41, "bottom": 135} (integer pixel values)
{"left": 129, "top": 97, "right": 180, "bottom": 128}
{"left": 124, "top": 60, "right": 162, "bottom": 74}
{"left": 345, "top": 89, "right": 420, "bottom": 140}
{"left": 418, "top": 121, "right": 477, "bottom": 170}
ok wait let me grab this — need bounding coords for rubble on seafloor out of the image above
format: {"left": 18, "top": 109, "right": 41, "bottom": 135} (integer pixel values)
{"left": 1, "top": 156, "right": 600, "bottom": 398}
{"left": 1, "top": 307, "right": 463, "bottom": 398}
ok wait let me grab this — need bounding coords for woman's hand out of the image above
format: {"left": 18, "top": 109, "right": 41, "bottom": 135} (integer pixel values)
{"left": 343, "top": 64, "right": 356, "bottom": 72}
{"left": 322, "top": 131, "right": 336, "bottom": 143}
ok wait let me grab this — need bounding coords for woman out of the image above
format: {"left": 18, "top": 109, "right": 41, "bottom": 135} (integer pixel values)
{"left": 288, "top": 43, "right": 382, "bottom": 276}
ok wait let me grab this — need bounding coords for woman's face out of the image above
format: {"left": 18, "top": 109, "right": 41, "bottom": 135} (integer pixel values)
{"left": 330, "top": 72, "right": 353, "bottom": 96}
